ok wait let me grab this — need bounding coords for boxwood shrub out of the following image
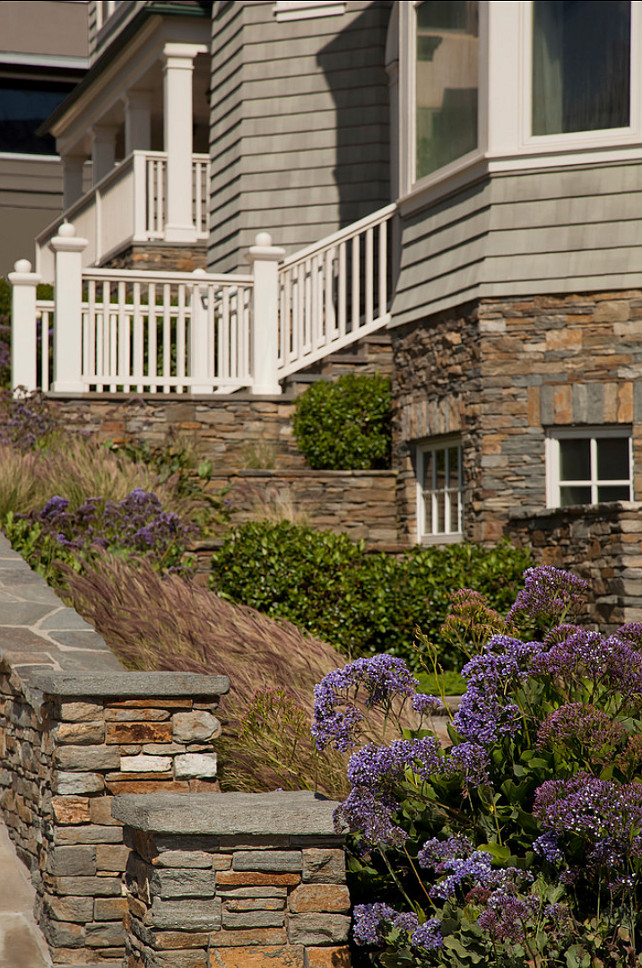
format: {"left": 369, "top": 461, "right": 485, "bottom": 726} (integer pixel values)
{"left": 292, "top": 373, "right": 391, "bottom": 470}
{"left": 210, "top": 521, "right": 532, "bottom": 671}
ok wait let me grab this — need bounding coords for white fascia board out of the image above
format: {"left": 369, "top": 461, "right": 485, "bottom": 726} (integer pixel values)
{"left": 274, "top": 1, "right": 346, "bottom": 21}
{"left": 0, "top": 51, "right": 89, "bottom": 71}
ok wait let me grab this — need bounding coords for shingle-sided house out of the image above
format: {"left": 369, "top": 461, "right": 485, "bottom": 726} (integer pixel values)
{"left": 13, "top": 0, "right": 642, "bottom": 606}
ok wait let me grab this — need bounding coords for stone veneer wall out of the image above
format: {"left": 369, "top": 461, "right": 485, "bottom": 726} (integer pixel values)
{"left": 112, "top": 791, "right": 351, "bottom": 968}
{"left": 506, "top": 502, "right": 642, "bottom": 629}
{"left": 100, "top": 242, "right": 207, "bottom": 273}
{"left": 224, "top": 470, "right": 399, "bottom": 547}
{"left": 0, "top": 535, "right": 229, "bottom": 966}
{"left": 391, "top": 291, "right": 642, "bottom": 545}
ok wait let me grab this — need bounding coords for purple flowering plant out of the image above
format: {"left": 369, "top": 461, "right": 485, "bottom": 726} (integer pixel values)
{"left": 3, "top": 488, "right": 197, "bottom": 581}
{"left": 314, "top": 566, "right": 642, "bottom": 967}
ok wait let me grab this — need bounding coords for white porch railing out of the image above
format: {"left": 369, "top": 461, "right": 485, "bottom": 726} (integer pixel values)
{"left": 11, "top": 224, "right": 282, "bottom": 396}
{"left": 35, "top": 151, "right": 210, "bottom": 283}
{"left": 13, "top": 204, "right": 397, "bottom": 397}
{"left": 277, "top": 203, "right": 396, "bottom": 379}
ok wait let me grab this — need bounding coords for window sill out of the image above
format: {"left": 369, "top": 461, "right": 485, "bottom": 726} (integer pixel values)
{"left": 419, "top": 533, "right": 464, "bottom": 546}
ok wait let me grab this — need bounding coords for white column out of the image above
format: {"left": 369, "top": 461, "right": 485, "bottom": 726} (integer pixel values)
{"left": 163, "top": 43, "right": 197, "bottom": 243}
{"left": 62, "top": 154, "right": 86, "bottom": 209}
{"left": 92, "top": 124, "right": 118, "bottom": 184}
{"left": 8, "top": 260, "right": 41, "bottom": 393}
{"left": 125, "top": 90, "right": 152, "bottom": 154}
{"left": 49, "top": 223, "right": 88, "bottom": 393}
{"left": 247, "top": 232, "right": 285, "bottom": 396}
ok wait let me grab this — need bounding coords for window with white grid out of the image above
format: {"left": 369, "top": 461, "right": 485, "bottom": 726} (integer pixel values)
{"left": 546, "top": 428, "right": 633, "bottom": 508}
{"left": 417, "top": 440, "right": 463, "bottom": 542}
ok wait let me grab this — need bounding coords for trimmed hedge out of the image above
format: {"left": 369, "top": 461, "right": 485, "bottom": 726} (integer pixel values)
{"left": 292, "top": 373, "right": 391, "bottom": 470}
{"left": 210, "top": 521, "right": 532, "bottom": 671}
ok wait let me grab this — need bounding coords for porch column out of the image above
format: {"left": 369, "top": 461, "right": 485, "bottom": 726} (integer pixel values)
{"left": 163, "top": 42, "right": 198, "bottom": 243}
{"left": 125, "top": 90, "right": 152, "bottom": 154}
{"left": 92, "top": 124, "right": 118, "bottom": 184}
{"left": 62, "top": 154, "right": 86, "bottom": 209}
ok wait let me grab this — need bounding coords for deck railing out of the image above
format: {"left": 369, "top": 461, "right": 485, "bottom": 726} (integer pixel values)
{"left": 13, "top": 205, "right": 396, "bottom": 397}
{"left": 277, "top": 203, "right": 396, "bottom": 379}
{"left": 35, "top": 151, "right": 210, "bottom": 283}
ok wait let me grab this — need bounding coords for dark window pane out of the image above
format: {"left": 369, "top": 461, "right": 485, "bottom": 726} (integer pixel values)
{"left": 559, "top": 438, "right": 590, "bottom": 481}
{"left": 416, "top": 0, "right": 478, "bottom": 178}
{"left": 0, "top": 79, "right": 75, "bottom": 154}
{"left": 597, "top": 485, "right": 630, "bottom": 502}
{"left": 597, "top": 437, "right": 629, "bottom": 481}
{"left": 447, "top": 446, "right": 459, "bottom": 487}
{"left": 532, "top": 0, "right": 630, "bottom": 136}
{"left": 560, "top": 485, "right": 591, "bottom": 506}
{"left": 422, "top": 450, "right": 433, "bottom": 490}
{"left": 447, "top": 490, "right": 460, "bottom": 532}
{"left": 435, "top": 447, "right": 446, "bottom": 490}
{"left": 435, "top": 491, "right": 445, "bottom": 532}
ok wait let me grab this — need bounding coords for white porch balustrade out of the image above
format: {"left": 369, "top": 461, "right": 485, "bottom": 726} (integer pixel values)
{"left": 13, "top": 204, "right": 397, "bottom": 397}
{"left": 35, "top": 151, "right": 210, "bottom": 283}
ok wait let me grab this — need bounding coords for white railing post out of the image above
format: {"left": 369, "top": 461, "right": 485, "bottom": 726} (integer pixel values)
{"left": 8, "top": 259, "right": 41, "bottom": 393}
{"left": 189, "top": 268, "right": 211, "bottom": 394}
{"left": 49, "top": 223, "right": 88, "bottom": 392}
{"left": 247, "top": 232, "right": 285, "bottom": 395}
{"left": 132, "top": 151, "right": 149, "bottom": 241}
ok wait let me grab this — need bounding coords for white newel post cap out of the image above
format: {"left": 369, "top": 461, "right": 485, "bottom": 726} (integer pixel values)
{"left": 49, "top": 221, "right": 88, "bottom": 253}
{"left": 8, "top": 260, "right": 40, "bottom": 285}
{"left": 247, "top": 232, "right": 286, "bottom": 262}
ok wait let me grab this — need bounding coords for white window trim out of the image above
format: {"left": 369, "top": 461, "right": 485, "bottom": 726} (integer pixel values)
{"left": 545, "top": 427, "right": 633, "bottom": 509}
{"left": 519, "top": 0, "right": 641, "bottom": 153}
{"left": 416, "top": 438, "right": 464, "bottom": 544}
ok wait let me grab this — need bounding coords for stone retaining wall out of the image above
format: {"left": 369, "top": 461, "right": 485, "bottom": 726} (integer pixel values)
{"left": 113, "top": 791, "right": 351, "bottom": 968}
{"left": 0, "top": 535, "right": 229, "bottom": 966}
{"left": 222, "top": 469, "right": 400, "bottom": 547}
{"left": 505, "top": 501, "right": 642, "bottom": 629}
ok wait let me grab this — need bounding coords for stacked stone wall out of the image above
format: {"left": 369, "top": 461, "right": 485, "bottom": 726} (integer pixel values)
{"left": 391, "top": 290, "right": 642, "bottom": 545}
{"left": 506, "top": 502, "right": 642, "bottom": 630}
{"left": 113, "top": 791, "right": 351, "bottom": 968}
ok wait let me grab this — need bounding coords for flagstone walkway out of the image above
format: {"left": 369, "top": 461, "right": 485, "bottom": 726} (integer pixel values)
{"left": 0, "top": 818, "right": 51, "bottom": 968}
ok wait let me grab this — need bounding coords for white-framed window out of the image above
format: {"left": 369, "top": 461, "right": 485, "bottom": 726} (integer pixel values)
{"left": 546, "top": 428, "right": 633, "bottom": 508}
{"left": 417, "top": 439, "right": 463, "bottom": 543}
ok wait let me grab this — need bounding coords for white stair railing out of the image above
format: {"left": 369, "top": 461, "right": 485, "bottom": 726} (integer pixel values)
{"left": 277, "top": 202, "right": 396, "bottom": 379}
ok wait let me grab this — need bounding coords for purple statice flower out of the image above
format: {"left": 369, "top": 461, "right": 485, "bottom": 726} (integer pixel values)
{"left": 616, "top": 622, "right": 642, "bottom": 646}
{"left": 534, "top": 773, "right": 642, "bottom": 872}
{"left": 532, "top": 629, "right": 642, "bottom": 700}
{"left": 507, "top": 565, "right": 588, "bottom": 626}
{"left": 353, "top": 903, "right": 419, "bottom": 946}
{"left": 347, "top": 737, "right": 442, "bottom": 792}
{"left": 453, "top": 635, "right": 542, "bottom": 747}
{"left": 412, "top": 693, "right": 442, "bottom": 715}
{"left": 533, "top": 830, "right": 564, "bottom": 865}
{"left": 477, "top": 893, "right": 539, "bottom": 943}
{"left": 334, "top": 786, "right": 407, "bottom": 846}
{"left": 40, "top": 495, "right": 70, "bottom": 518}
{"left": 312, "top": 654, "right": 418, "bottom": 752}
{"left": 537, "top": 703, "right": 626, "bottom": 767}
{"left": 418, "top": 835, "right": 474, "bottom": 870}
{"left": 411, "top": 917, "right": 443, "bottom": 951}
{"left": 426, "top": 850, "right": 494, "bottom": 900}
{"left": 445, "top": 741, "right": 491, "bottom": 785}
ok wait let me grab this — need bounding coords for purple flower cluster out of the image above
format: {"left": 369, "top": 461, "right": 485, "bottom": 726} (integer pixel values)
{"left": 537, "top": 702, "right": 626, "bottom": 766}
{"left": 24, "top": 489, "right": 196, "bottom": 572}
{"left": 453, "top": 636, "right": 541, "bottom": 747}
{"left": 533, "top": 773, "right": 642, "bottom": 872}
{"left": 477, "top": 894, "right": 539, "bottom": 943}
{"left": 0, "top": 390, "right": 61, "bottom": 452}
{"left": 445, "top": 741, "right": 490, "bottom": 785}
{"left": 411, "top": 693, "right": 442, "bottom": 715}
{"left": 353, "top": 903, "right": 442, "bottom": 952}
{"left": 419, "top": 837, "right": 532, "bottom": 902}
{"left": 532, "top": 628, "right": 642, "bottom": 700}
{"left": 335, "top": 786, "right": 407, "bottom": 846}
{"left": 312, "top": 654, "right": 418, "bottom": 752}
{"left": 507, "top": 565, "right": 588, "bottom": 626}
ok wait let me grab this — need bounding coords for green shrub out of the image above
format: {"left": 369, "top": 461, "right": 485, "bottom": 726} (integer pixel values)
{"left": 209, "top": 521, "right": 532, "bottom": 670}
{"left": 292, "top": 373, "right": 391, "bottom": 470}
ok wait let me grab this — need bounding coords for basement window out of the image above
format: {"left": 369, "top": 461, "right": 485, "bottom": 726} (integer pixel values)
{"left": 546, "top": 428, "right": 633, "bottom": 507}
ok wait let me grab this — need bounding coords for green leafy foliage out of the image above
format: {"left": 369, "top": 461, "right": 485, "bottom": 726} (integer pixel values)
{"left": 292, "top": 373, "right": 392, "bottom": 470}
{"left": 210, "top": 521, "right": 532, "bottom": 670}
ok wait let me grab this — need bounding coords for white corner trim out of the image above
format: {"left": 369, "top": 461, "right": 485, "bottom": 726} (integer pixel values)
{"left": 274, "top": 1, "right": 346, "bottom": 22}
